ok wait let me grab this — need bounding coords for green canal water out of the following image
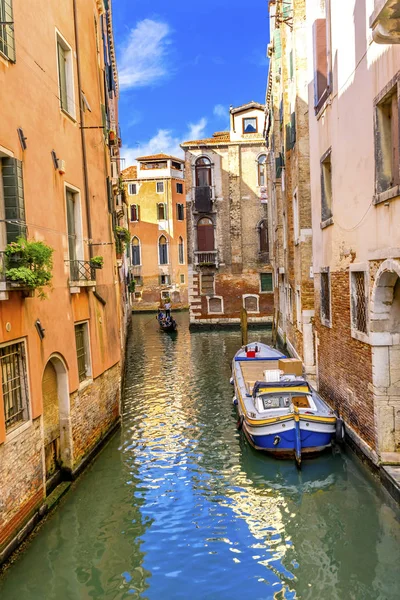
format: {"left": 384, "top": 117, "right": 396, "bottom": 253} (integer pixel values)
{"left": 1, "top": 312, "right": 400, "bottom": 600}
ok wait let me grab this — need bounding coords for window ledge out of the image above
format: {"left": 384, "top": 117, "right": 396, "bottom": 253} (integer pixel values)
{"left": 351, "top": 329, "right": 370, "bottom": 344}
{"left": 0, "top": 51, "right": 12, "bottom": 67}
{"left": 61, "top": 108, "right": 77, "bottom": 123}
{"left": 320, "top": 317, "right": 332, "bottom": 328}
{"left": 321, "top": 217, "right": 334, "bottom": 229}
{"left": 259, "top": 290, "right": 274, "bottom": 294}
{"left": 5, "top": 420, "right": 32, "bottom": 444}
{"left": 373, "top": 185, "right": 400, "bottom": 205}
{"left": 78, "top": 378, "right": 93, "bottom": 392}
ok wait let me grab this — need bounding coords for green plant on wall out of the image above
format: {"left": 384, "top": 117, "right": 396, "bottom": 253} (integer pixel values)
{"left": 89, "top": 255, "right": 104, "bottom": 269}
{"left": 114, "top": 226, "right": 130, "bottom": 255}
{"left": 128, "top": 280, "right": 136, "bottom": 293}
{"left": 4, "top": 238, "right": 54, "bottom": 299}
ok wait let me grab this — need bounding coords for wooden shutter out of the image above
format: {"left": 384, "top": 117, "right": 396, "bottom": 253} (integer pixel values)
{"left": 313, "top": 19, "right": 328, "bottom": 110}
{"left": 197, "top": 224, "right": 214, "bottom": 251}
{"left": 57, "top": 42, "right": 68, "bottom": 111}
{"left": 274, "top": 29, "right": 281, "bottom": 60}
{"left": 106, "top": 177, "right": 113, "bottom": 212}
{"left": 66, "top": 190, "right": 77, "bottom": 261}
{"left": 2, "top": 157, "right": 26, "bottom": 242}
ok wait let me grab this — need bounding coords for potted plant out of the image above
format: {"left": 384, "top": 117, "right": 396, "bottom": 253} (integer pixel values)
{"left": 89, "top": 256, "right": 104, "bottom": 269}
{"left": 128, "top": 280, "right": 136, "bottom": 294}
{"left": 114, "top": 226, "right": 130, "bottom": 257}
{"left": 4, "top": 237, "right": 54, "bottom": 299}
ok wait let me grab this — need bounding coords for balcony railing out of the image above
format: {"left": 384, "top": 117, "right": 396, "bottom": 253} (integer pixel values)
{"left": 194, "top": 186, "right": 213, "bottom": 212}
{"left": 194, "top": 251, "right": 218, "bottom": 267}
{"left": 66, "top": 260, "right": 96, "bottom": 286}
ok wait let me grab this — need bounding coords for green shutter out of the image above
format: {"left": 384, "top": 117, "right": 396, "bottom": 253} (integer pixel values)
{"left": 274, "top": 29, "right": 281, "bottom": 60}
{"left": 106, "top": 177, "right": 113, "bottom": 213}
{"left": 0, "top": 0, "right": 16, "bottom": 62}
{"left": 57, "top": 42, "right": 68, "bottom": 111}
{"left": 291, "top": 112, "right": 296, "bottom": 145}
{"left": 282, "top": 0, "right": 291, "bottom": 19}
{"left": 289, "top": 50, "right": 293, "bottom": 79}
{"left": 261, "top": 273, "right": 273, "bottom": 292}
{"left": 2, "top": 157, "right": 26, "bottom": 242}
{"left": 101, "top": 104, "right": 107, "bottom": 136}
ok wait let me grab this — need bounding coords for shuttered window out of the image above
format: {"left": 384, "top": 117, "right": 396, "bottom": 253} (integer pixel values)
{"left": 130, "top": 204, "right": 140, "bottom": 222}
{"left": 274, "top": 28, "right": 281, "bottom": 59}
{"left": 260, "top": 273, "right": 273, "bottom": 292}
{"left": 313, "top": 18, "right": 328, "bottom": 112}
{"left": 57, "top": 42, "right": 68, "bottom": 112}
{"left": 0, "top": 0, "right": 15, "bottom": 62}
{"left": 1, "top": 157, "right": 26, "bottom": 242}
{"left": 157, "top": 203, "right": 166, "bottom": 220}
{"left": 178, "top": 236, "right": 184, "bottom": 264}
{"left": 106, "top": 176, "right": 113, "bottom": 213}
{"left": 197, "top": 218, "right": 214, "bottom": 251}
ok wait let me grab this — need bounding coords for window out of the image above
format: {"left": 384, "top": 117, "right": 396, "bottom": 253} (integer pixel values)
{"left": 176, "top": 203, "right": 184, "bottom": 221}
{"left": 180, "top": 274, "right": 185, "bottom": 284}
{"left": 0, "top": 341, "right": 30, "bottom": 431}
{"left": 375, "top": 84, "right": 400, "bottom": 196}
{"left": 131, "top": 236, "right": 141, "bottom": 265}
{"left": 320, "top": 269, "right": 331, "bottom": 325}
{"left": 75, "top": 323, "right": 91, "bottom": 383}
{"left": 178, "top": 236, "right": 184, "bottom": 264}
{"left": 260, "top": 273, "right": 273, "bottom": 292}
{"left": 142, "top": 161, "right": 167, "bottom": 170}
{"left": 172, "top": 161, "right": 182, "bottom": 170}
{"left": 287, "top": 286, "right": 293, "bottom": 323}
{"left": 128, "top": 183, "right": 137, "bottom": 195}
{"left": 296, "top": 288, "right": 302, "bottom": 331}
{"left": 156, "top": 181, "right": 164, "bottom": 193}
{"left": 160, "top": 274, "right": 171, "bottom": 285}
{"left": 201, "top": 273, "right": 214, "bottom": 295}
{"left": 56, "top": 33, "right": 75, "bottom": 117}
{"left": 197, "top": 217, "right": 214, "bottom": 251}
{"left": 0, "top": 156, "right": 26, "bottom": 242}
{"left": 130, "top": 204, "right": 140, "bottom": 222}
{"left": 258, "top": 155, "right": 267, "bottom": 186}
{"left": 0, "top": 0, "right": 15, "bottom": 61}
{"left": 159, "top": 235, "right": 168, "bottom": 265}
{"left": 66, "top": 188, "right": 83, "bottom": 271}
{"left": 312, "top": 0, "right": 332, "bottom": 113}
{"left": 176, "top": 182, "right": 183, "bottom": 194}
{"left": 243, "top": 295, "right": 259, "bottom": 313}
{"left": 195, "top": 157, "right": 211, "bottom": 187}
{"left": 293, "top": 190, "right": 299, "bottom": 243}
{"left": 132, "top": 276, "right": 143, "bottom": 287}
{"left": 351, "top": 271, "right": 368, "bottom": 334}
{"left": 243, "top": 117, "right": 257, "bottom": 133}
{"left": 208, "top": 296, "right": 223, "bottom": 314}
{"left": 258, "top": 219, "right": 269, "bottom": 256}
{"left": 157, "top": 203, "right": 167, "bottom": 220}
{"left": 321, "top": 149, "right": 333, "bottom": 223}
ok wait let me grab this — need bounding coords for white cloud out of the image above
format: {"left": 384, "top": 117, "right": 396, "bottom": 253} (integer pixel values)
{"left": 118, "top": 19, "right": 171, "bottom": 89}
{"left": 213, "top": 104, "right": 227, "bottom": 118}
{"left": 122, "top": 118, "right": 207, "bottom": 165}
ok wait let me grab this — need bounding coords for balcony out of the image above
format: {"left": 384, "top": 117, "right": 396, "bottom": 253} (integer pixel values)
{"left": 194, "top": 186, "right": 213, "bottom": 213}
{"left": 370, "top": 0, "right": 400, "bottom": 44}
{"left": 194, "top": 251, "right": 218, "bottom": 268}
{"left": 66, "top": 260, "right": 96, "bottom": 293}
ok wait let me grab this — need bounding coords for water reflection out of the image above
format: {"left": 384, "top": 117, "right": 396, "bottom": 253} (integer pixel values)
{"left": 0, "top": 313, "right": 400, "bottom": 600}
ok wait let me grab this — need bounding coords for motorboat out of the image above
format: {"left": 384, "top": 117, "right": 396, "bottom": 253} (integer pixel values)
{"left": 231, "top": 342, "right": 341, "bottom": 467}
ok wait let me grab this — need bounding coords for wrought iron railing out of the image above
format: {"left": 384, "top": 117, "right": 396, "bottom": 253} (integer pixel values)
{"left": 194, "top": 251, "right": 218, "bottom": 267}
{"left": 66, "top": 260, "right": 96, "bottom": 283}
{"left": 194, "top": 186, "right": 213, "bottom": 212}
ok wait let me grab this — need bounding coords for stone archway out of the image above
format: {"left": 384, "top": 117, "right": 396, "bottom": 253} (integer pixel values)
{"left": 42, "top": 354, "right": 72, "bottom": 483}
{"left": 370, "top": 259, "right": 400, "bottom": 461}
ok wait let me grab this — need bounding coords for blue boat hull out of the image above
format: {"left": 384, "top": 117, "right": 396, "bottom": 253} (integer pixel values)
{"left": 243, "top": 424, "right": 334, "bottom": 456}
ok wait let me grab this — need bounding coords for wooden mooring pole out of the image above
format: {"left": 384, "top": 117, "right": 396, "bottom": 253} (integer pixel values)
{"left": 241, "top": 307, "right": 248, "bottom": 346}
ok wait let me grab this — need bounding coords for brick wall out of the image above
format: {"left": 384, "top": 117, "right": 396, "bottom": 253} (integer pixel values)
{"left": 316, "top": 271, "right": 375, "bottom": 449}
{"left": 0, "top": 419, "right": 44, "bottom": 553}
{"left": 70, "top": 363, "right": 120, "bottom": 469}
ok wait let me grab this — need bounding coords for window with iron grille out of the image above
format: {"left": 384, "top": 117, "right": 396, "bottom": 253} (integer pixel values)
{"left": 75, "top": 323, "right": 90, "bottom": 382}
{"left": 351, "top": 271, "right": 368, "bottom": 334}
{"left": 0, "top": 341, "right": 30, "bottom": 431}
{"left": 0, "top": 0, "right": 16, "bottom": 62}
{"left": 320, "top": 269, "right": 331, "bottom": 325}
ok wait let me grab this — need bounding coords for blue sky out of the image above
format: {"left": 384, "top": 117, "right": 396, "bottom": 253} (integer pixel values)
{"left": 113, "top": 0, "right": 270, "bottom": 165}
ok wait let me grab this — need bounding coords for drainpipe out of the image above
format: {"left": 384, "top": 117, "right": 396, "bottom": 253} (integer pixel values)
{"left": 72, "top": 0, "right": 93, "bottom": 259}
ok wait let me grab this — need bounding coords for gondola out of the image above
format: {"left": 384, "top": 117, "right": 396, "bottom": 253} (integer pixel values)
{"left": 157, "top": 311, "right": 177, "bottom": 332}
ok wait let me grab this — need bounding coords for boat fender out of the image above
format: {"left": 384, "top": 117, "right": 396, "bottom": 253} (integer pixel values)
{"left": 232, "top": 396, "right": 238, "bottom": 406}
{"left": 335, "top": 418, "right": 345, "bottom": 444}
{"left": 273, "top": 435, "right": 281, "bottom": 446}
{"left": 236, "top": 415, "right": 244, "bottom": 431}
{"left": 230, "top": 377, "right": 234, "bottom": 385}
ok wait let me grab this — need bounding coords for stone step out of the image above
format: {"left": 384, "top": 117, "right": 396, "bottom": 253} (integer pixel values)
{"left": 45, "top": 481, "right": 71, "bottom": 511}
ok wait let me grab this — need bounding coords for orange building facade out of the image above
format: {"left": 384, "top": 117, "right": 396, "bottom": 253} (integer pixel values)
{"left": 122, "top": 155, "right": 188, "bottom": 311}
{"left": 0, "top": 0, "right": 128, "bottom": 564}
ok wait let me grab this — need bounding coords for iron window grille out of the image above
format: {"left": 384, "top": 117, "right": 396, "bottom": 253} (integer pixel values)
{"left": 352, "top": 272, "right": 368, "bottom": 334}
{"left": 320, "top": 270, "right": 331, "bottom": 324}
{"left": 0, "top": 342, "right": 30, "bottom": 431}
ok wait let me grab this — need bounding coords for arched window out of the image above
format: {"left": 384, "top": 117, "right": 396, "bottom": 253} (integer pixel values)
{"left": 195, "top": 156, "right": 212, "bottom": 187}
{"left": 178, "top": 236, "right": 184, "bottom": 264}
{"left": 157, "top": 203, "right": 166, "bottom": 220}
{"left": 131, "top": 236, "right": 141, "bottom": 265}
{"left": 158, "top": 235, "right": 168, "bottom": 265}
{"left": 258, "top": 219, "right": 269, "bottom": 253}
{"left": 197, "top": 217, "right": 215, "bottom": 251}
{"left": 257, "top": 155, "right": 267, "bottom": 186}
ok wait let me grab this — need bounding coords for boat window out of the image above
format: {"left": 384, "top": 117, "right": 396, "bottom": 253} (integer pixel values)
{"left": 260, "top": 395, "right": 290, "bottom": 410}
{"left": 292, "top": 394, "right": 311, "bottom": 408}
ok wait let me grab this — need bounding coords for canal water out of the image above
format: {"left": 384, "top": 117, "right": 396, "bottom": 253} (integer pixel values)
{"left": 1, "top": 312, "right": 400, "bottom": 600}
